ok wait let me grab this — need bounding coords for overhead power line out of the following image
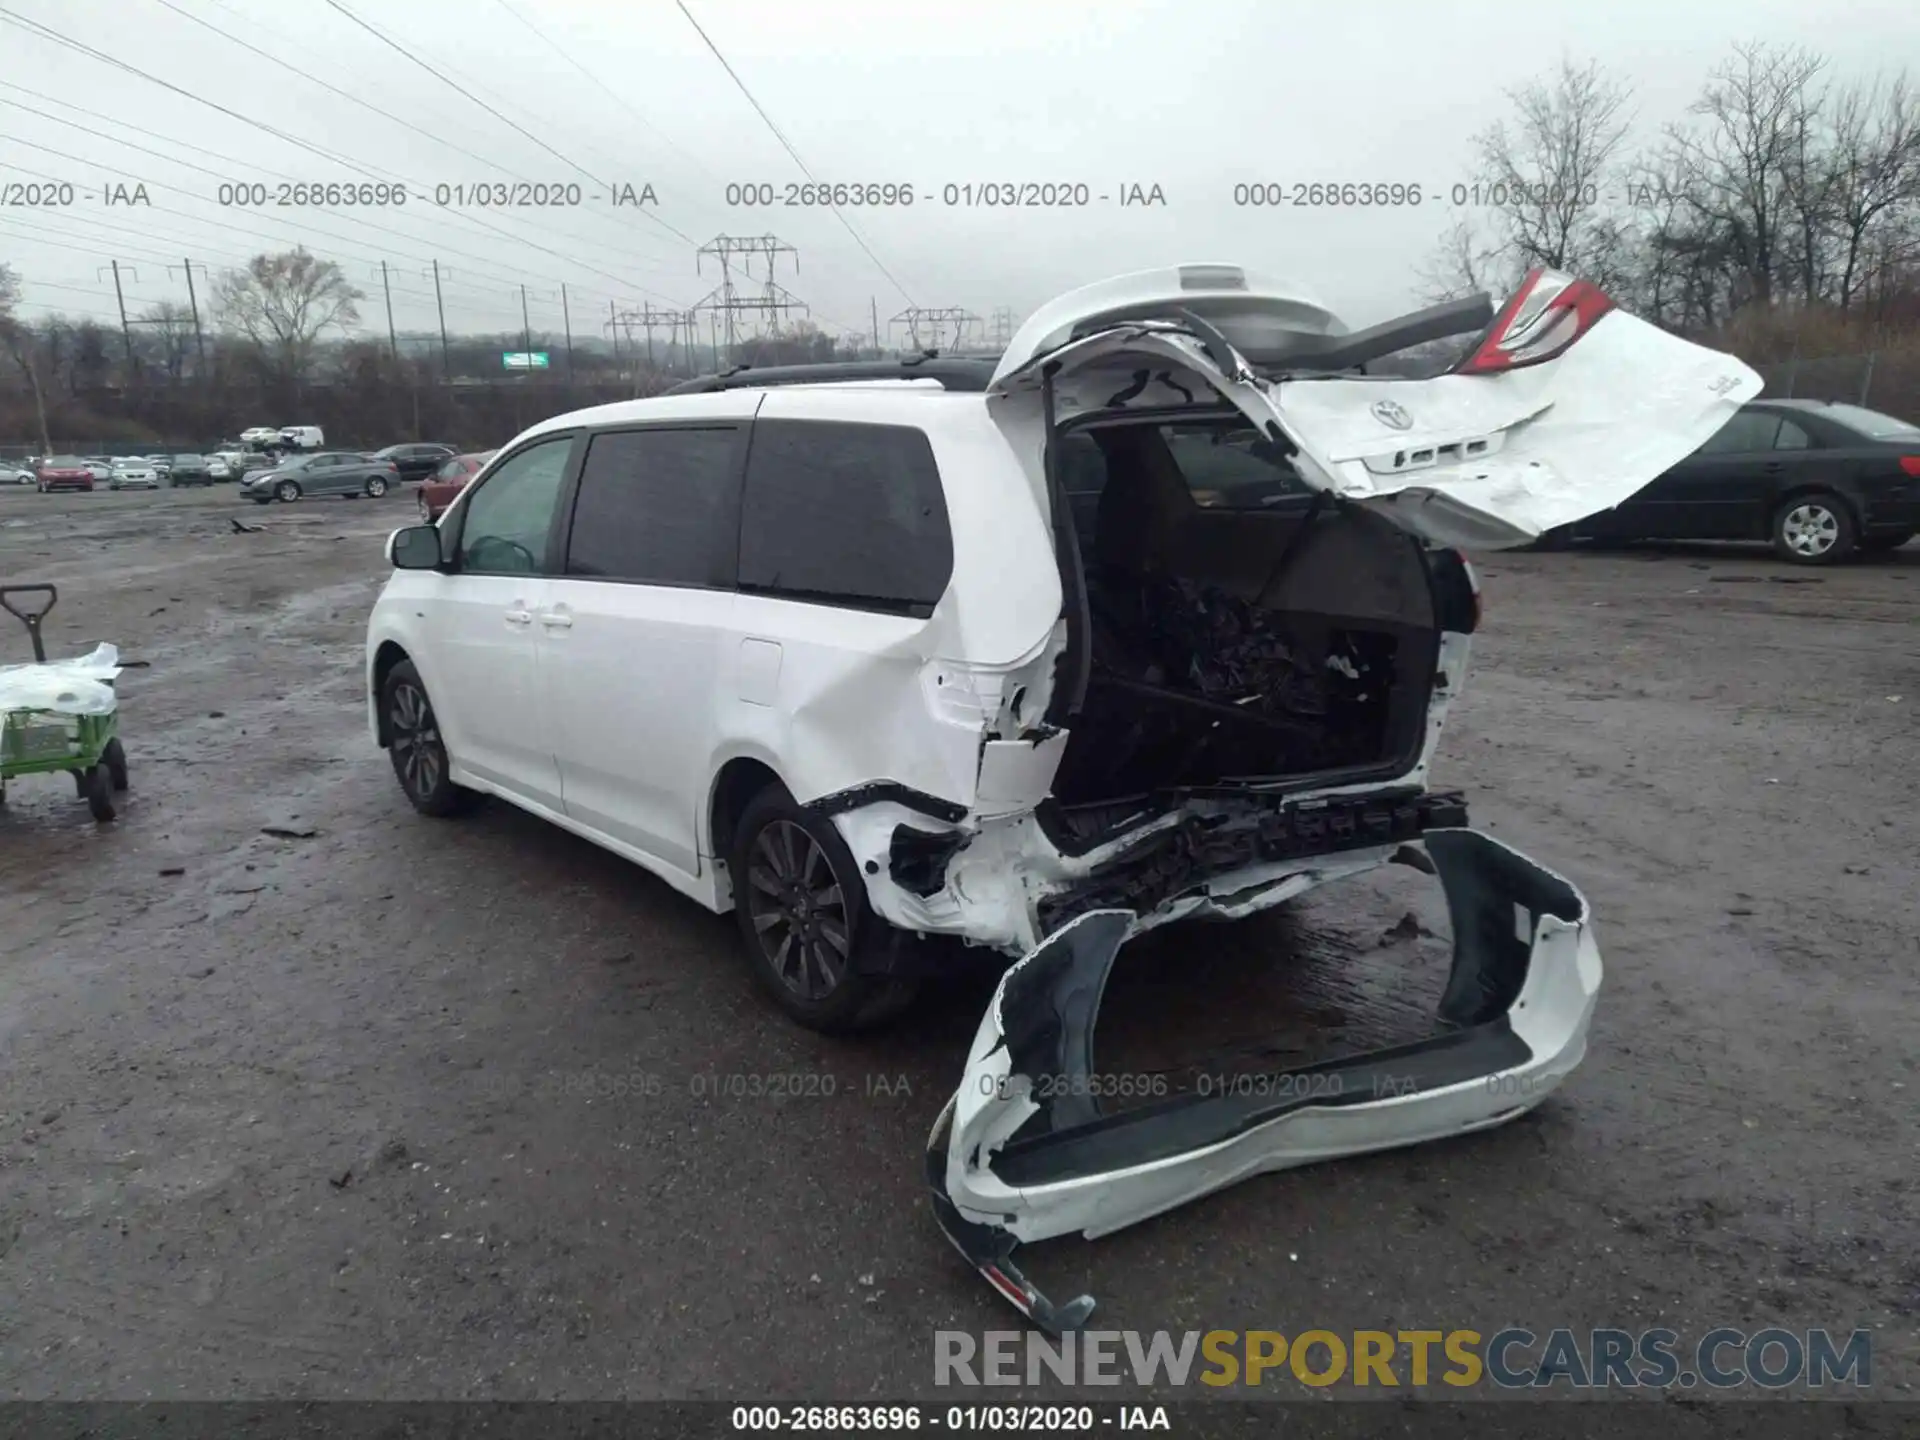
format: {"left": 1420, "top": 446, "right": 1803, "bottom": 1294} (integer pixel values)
{"left": 674, "top": 0, "right": 916, "bottom": 307}
{"left": 491, "top": 0, "right": 724, "bottom": 186}
{"left": 0, "top": 8, "right": 692, "bottom": 305}
{"left": 317, "top": 0, "right": 696, "bottom": 250}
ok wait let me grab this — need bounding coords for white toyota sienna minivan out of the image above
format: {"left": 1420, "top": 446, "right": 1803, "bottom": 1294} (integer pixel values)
{"left": 367, "top": 264, "right": 1759, "bottom": 1329}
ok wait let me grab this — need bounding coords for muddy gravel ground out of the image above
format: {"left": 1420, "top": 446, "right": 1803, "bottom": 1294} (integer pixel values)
{"left": 0, "top": 485, "right": 1915, "bottom": 1403}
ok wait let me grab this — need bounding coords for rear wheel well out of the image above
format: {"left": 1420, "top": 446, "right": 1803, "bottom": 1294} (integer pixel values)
{"left": 371, "top": 642, "right": 410, "bottom": 746}
{"left": 1775, "top": 483, "right": 1857, "bottom": 525}
{"left": 709, "top": 758, "right": 784, "bottom": 899}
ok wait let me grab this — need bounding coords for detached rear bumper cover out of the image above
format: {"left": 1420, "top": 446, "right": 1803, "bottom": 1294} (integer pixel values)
{"left": 925, "top": 827, "right": 1600, "bottom": 1333}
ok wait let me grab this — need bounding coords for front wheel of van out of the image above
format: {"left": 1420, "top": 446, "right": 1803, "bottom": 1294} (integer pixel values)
{"left": 730, "top": 785, "right": 919, "bottom": 1034}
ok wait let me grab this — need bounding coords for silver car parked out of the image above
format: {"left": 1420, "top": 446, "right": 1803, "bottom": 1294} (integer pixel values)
{"left": 241, "top": 450, "right": 401, "bottom": 504}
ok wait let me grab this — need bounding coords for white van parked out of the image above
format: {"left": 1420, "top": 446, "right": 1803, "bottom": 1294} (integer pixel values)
{"left": 363, "top": 263, "right": 1760, "bottom": 1328}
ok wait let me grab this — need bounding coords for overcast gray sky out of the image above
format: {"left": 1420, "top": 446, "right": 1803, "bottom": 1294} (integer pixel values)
{"left": 2, "top": 0, "right": 1916, "bottom": 345}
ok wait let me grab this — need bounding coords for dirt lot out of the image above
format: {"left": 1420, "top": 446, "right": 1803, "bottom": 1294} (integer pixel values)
{"left": 0, "top": 485, "right": 1915, "bottom": 1402}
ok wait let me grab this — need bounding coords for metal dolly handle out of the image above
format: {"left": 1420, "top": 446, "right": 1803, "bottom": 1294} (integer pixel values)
{"left": 0, "top": 584, "right": 58, "bottom": 662}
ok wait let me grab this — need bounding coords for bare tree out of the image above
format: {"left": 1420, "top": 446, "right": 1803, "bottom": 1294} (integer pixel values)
{"left": 1415, "top": 217, "right": 1510, "bottom": 303}
{"left": 1824, "top": 74, "right": 1920, "bottom": 311}
{"left": 1475, "top": 58, "right": 1637, "bottom": 277}
{"left": 0, "top": 265, "right": 53, "bottom": 456}
{"left": 139, "top": 300, "right": 198, "bottom": 382}
{"left": 1668, "top": 42, "right": 1827, "bottom": 307}
{"left": 1416, "top": 59, "right": 1635, "bottom": 306}
{"left": 211, "top": 247, "right": 363, "bottom": 385}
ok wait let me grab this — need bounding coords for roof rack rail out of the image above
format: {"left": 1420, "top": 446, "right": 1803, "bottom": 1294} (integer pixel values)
{"left": 662, "top": 353, "right": 1000, "bottom": 396}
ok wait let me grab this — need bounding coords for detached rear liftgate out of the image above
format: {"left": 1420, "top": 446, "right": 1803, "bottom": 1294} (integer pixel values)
{"left": 925, "top": 829, "right": 1602, "bottom": 1333}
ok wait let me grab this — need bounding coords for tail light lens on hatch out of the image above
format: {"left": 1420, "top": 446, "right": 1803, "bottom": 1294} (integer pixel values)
{"left": 1454, "top": 267, "right": 1617, "bottom": 376}
{"left": 1898, "top": 456, "right": 1920, "bottom": 478}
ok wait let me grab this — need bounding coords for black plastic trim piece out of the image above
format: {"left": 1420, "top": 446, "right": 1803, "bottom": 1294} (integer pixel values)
{"left": 1035, "top": 788, "right": 1469, "bottom": 932}
{"left": 804, "top": 782, "right": 967, "bottom": 826}
{"left": 663, "top": 356, "right": 998, "bottom": 395}
{"left": 889, "top": 824, "right": 971, "bottom": 897}
{"left": 1426, "top": 545, "right": 1480, "bottom": 635}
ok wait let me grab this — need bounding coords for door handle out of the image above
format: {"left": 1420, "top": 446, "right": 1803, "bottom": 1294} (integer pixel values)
{"left": 504, "top": 605, "right": 533, "bottom": 626}
{"left": 1761, "top": 462, "right": 1784, "bottom": 473}
{"left": 539, "top": 607, "right": 573, "bottom": 630}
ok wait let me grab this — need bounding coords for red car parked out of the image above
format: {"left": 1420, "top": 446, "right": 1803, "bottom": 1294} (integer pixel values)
{"left": 417, "top": 451, "right": 495, "bottom": 522}
{"left": 35, "top": 456, "right": 95, "bottom": 493}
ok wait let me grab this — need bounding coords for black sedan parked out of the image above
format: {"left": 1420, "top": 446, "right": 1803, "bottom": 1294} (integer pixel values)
{"left": 167, "top": 454, "right": 215, "bottom": 486}
{"left": 1545, "top": 399, "right": 1920, "bottom": 564}
{"left": 240, "top": 451, "right": 401, "bottom": 504}
{"left": 370, "top": 443, "right": 457, "bottom": 483}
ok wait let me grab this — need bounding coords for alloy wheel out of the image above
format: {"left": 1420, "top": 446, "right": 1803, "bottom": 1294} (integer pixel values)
{"left": 388, "top": 679, "right": 443, "bottom": 799}
{"left": 746, "top": 820, "right": 851, "bottom": 1001}
{"left": 1781, "top": 503, "right": 1839, "bottom": 558}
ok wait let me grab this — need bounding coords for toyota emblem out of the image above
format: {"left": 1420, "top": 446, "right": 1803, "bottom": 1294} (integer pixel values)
{"left": 1371, "top": 399, "right": 1414, "bottom": 430}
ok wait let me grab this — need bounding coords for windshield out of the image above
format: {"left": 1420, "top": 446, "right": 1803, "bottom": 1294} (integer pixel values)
{"left": 46, "top": 455, "right": 82, "bottom": 467}
{"left": 1820, "top": 403, "right": 1920, "bottom": 441}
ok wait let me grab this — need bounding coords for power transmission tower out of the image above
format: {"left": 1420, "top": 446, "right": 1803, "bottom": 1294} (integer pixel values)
{"left": 691, "top": 235, "right": 807, "bottom": 364}
{"left": 988, "top": 306, "right": 1017, "bottom": 352}
{"left": 888, "top": 307, "right": 979, "bottom": 354}
{"left": 610, "top": 303, "right": 693, "bottom": 374}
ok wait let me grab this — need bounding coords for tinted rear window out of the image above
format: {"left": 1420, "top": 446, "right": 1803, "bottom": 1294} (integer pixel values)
{"left": 563, "top": 427, "right": 742, "bottom": 585}
{"left": 737, "top": 420, "right": 952, "bottom": 613}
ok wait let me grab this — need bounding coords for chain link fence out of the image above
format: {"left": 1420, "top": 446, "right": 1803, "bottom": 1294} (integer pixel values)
{"left": 1749, "top": 350, "right": 1919, "bottom": 420}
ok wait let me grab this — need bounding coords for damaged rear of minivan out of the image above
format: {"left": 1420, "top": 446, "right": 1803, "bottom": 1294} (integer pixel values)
{"left": 895, "top": 264, "right": 1760, "bottom": 1330}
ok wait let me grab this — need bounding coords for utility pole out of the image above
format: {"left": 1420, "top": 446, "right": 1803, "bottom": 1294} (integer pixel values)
{"left": 379, "top": 261, "right": 398, "bottom": 363}
{"left": 428, "top": 261, "right": 450, "bottom": 380}
{"left": 608, "top": 299, "right": 621, "bottom": 379}
{"left": 870, "top": 296, "right": 879, "bottom": 357}
{"left": 519, "top": 285, "right": 532, "bottom": 362}
{"left": 168, "top": 259, "right": 208, "bottom": 379}
{"left": 100, "top": 262, "right": 136, "bottom": 377}
{"left": 561, "top": 283, "right": 574, "bottom": 378}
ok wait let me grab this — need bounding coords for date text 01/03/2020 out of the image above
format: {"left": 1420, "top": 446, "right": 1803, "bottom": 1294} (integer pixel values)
{"left": 728, "top": 1405, "right": 1169, "bottom": 1431}
{"left": 211, "top": 181, "right": 659, "bottom": 208}
{"left": 722, "top": 182, "right": 1167, "bottom": 208}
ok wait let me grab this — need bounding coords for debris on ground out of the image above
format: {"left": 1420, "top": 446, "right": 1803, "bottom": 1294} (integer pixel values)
{"left": 1380, "top": 911, "right": 1436, "bottom": 945}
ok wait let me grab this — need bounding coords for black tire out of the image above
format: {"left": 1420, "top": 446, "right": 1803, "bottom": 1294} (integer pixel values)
{"left": 728, "top": 783, "right": 919, "bottom": 1033}
{"left": 381, "top": 658, "right": 479, "bottom": 817}
{"left": 103, "top": 736, "right": 128, "bottom": 791}
{"left": 274, "top": 479, "right": 302, "bottom": 503}
{"left": 85, "top": 763, "right": 116, "bottom": 822}
{"left": 1771, "top": 491, "right": 1857, "bottom": 565}
{"left": 71, "top": 767, "right": 88, "bottom": 795}
{"left": 365, "top": 475, "right": 388, "bottom": 498}
{"left": 1859, "top": 530, "right": 1914, "bottom": 554}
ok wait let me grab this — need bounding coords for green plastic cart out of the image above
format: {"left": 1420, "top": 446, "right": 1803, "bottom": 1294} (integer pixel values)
{"left": 0, "top": 585, "right": 128, "bottom": 821}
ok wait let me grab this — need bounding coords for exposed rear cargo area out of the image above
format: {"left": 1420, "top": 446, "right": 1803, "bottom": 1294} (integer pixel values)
{"left": 1049, "top": 418, "right": 1442, "bottom": 809}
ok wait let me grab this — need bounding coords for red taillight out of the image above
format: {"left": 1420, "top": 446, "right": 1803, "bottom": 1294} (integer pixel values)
{"left": 1455, "top": 267, "right": 1616, "bottom": 376}
{"left": 1898, "top": 456, "right": 1920, "bottom": 478}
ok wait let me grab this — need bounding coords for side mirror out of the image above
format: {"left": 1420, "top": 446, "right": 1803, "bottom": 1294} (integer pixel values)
{"left": 388, "top": 524, "right": 444, "bottom": 570}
